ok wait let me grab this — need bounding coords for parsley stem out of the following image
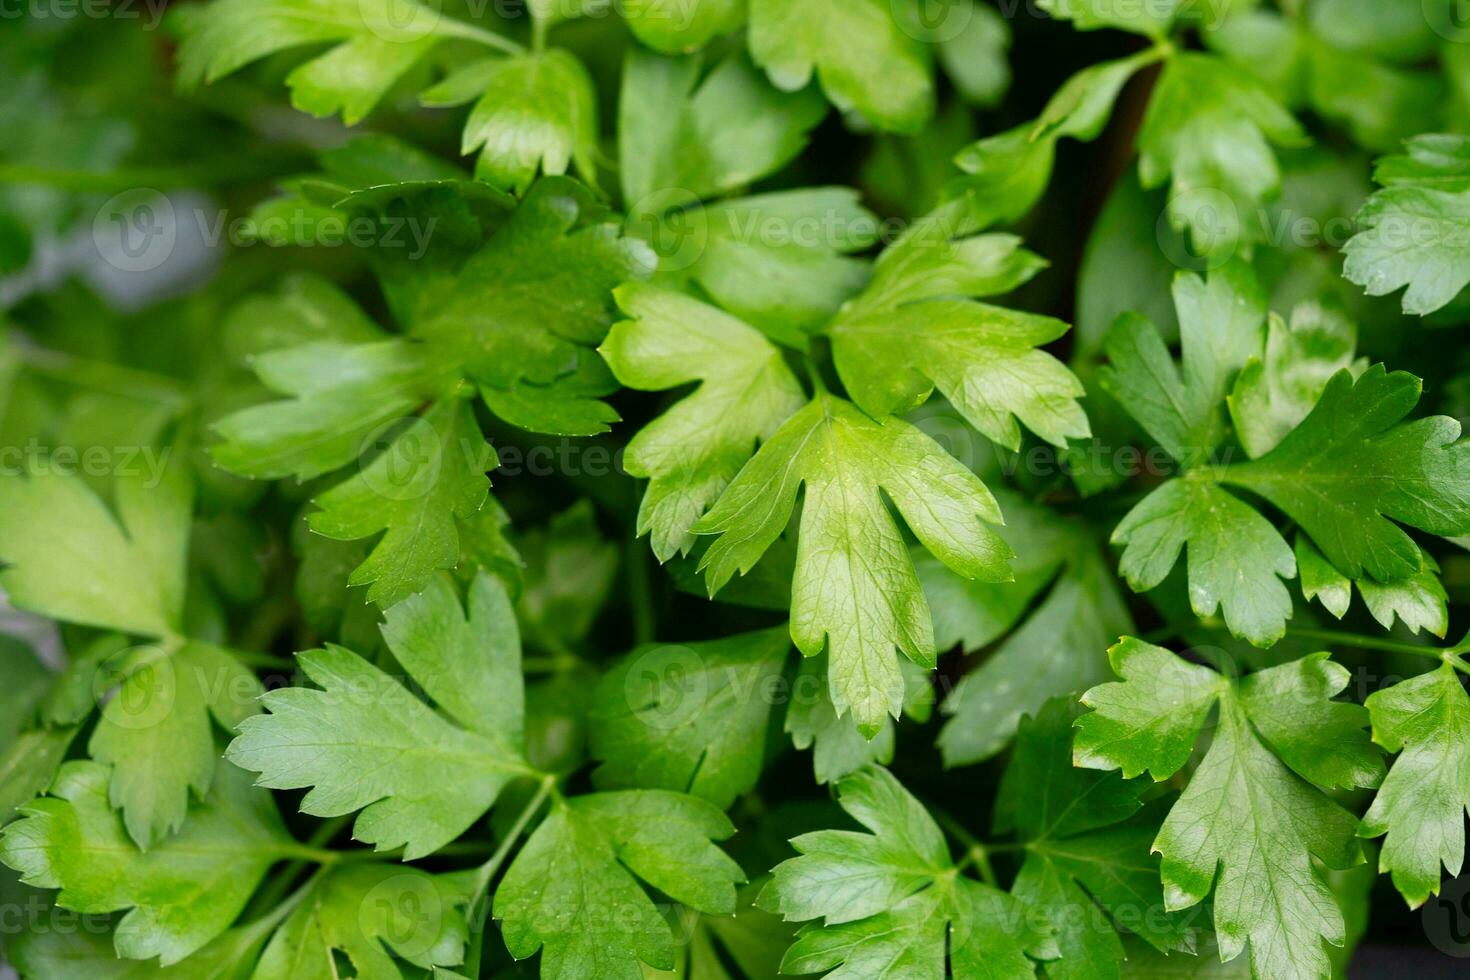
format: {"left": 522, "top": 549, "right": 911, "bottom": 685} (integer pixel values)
{"left": 14, "top": 343, "right": 191, "bottom": 408}
{"left": 526, "top": 630, "right": 591, "bottom": 670}
{"left": 627, "top": 531, "right": 656, "bottom": 646}
{"left": 1283, "top": 626, "right": 1470, "bottom": 667}
{"left": 239, "top": 867, "right": 325, "bottom": 935}
{"left": 522, "top": 654, "right": 588, "bottom": 673}
{"left": 229, "top": 648, "right": 297, "bottom": 672}
{"left": 463, "top": 775, "right": 558, "bottom": 977}
{"left": 802, "top": 353, "right": 828, "bottom": 395}
{"left": 245, "top": 815, "right": 354, "bottom": 919}
{"left": 272, "top": 842, "right": 369, "bottom": 865}
{"left": 960, "top": 845, "right": 999, "bottom": 888}
{"left": 925, "top": 800, "right": 1024, "bottom": 888}
{"left": 435, "top": 16, "right": 527, "bottom": 56}
{"left": 0, "top": 156, "right": 303, "bottom": 192}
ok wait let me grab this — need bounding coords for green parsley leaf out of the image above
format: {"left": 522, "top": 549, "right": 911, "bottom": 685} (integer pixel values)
{"left": 1138, "top": 53, "right": 1308, "bottom": 258}
{"left": 619, "top": 49, "right": 826, "bottom": 205}
{"left": 1107, "top": 270, "right": 1470, "bottom": 643}
{"left": 622, "top": 0, "right": 746, "bottom": 53}
{"left": 828, "top": 232, "right": 1089, "bottom": 450}
{"left": 1221, "top": 365, "right": 1470, "bottom": 583}
{"left": 0, "top": 464, "right": 264, "bottom": 845}
{"left": 494, "top": 790, "right": 745, "bottom": 978}
{"left": 211, "top": 338, "right": 459, "bottom": 481}
{"left": 1113, "top": 476, "right": 1297, "bottom": 648}
{"left": 1100, "top": 261, "right": 1267, "bottom": 466}
{"left": 759, "top": 766, "right": 1054, "bottom": 978}
{"left": 590, "top": 627, "right": 790, "bottom": 808}
{"left": 420, "top": 49, "right": 600, "bottom": 193}
{"left": 307, "top": 396, "right": 496, "bottom": 608}
{"left": 88, "top": 641, "right": 263, "bottom": 848}
{"left": 412, "top": 178, "right": 654, "bottom": 435}
{"left": 997, "top": 700, "right": 1194, "bottom": 977}
{"left": 0, "top": 759, "right": 290, "bottom": 966}
{"left": 617, "top": 48, "right": 880, "bottom": 343}
{"left": 785, "top": 653, "right": 892, "bottom": 784}
{"left": 172, "top": 0, "right": 513, "bottom": 126}
{"left": 748, "top": 0, "right": 932, "bottom": 132}
{"left": 600, "top": 284, "right": 806, "bottom": 560}
{"left": 679, "top": 189, "right": 878, "bottom": 344}
{"left": 1077, "top": 639, "right": 1377, "bottom": 980}
{"left": 1360, "top": 663, "right": 1470, "bottom": 908}
{"left": 0, "top": 461, "right": 191, "bottom": 637}
{"left": 227, "top": 571, "right": 533, "bottom": 858}
{"left": 1343, "top": 134, "right": 1470, "bottom": 315}
{"left": 932, "top": 48, "right": 1159, "bottom": 236}
{"left": 1039, "top": 0, "right": 1180, "bottom": 39}
{"left": 939, "top": 543, "right": 1131, "bottom": 766}
{"left": 694, "top": 392, "right": 1011, "bottom": 736}
{"left": 1227, "top": 303, "right": 1361, "bottom": 459}
{"left": 254, "top": 864, "right": 471, "bottom": 978}
{"left": 916, "top": 487, "right": 1080, "bottom": 654}
{"left": 1297, "top": 534, "right": 1450, "bottom": 636}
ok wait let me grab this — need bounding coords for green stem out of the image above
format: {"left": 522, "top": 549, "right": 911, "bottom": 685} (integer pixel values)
{"left": 926, "top": 800, "right": 1025, "bottom": 888}
{"left": 271, "top": 842, "right": 379, "bottom": 865}
{"left": 928, "top": 802, "right": 983, "bottom": 852}
{"left": 958, "top": 845, "right": 999, "bottom": 888}
{"left": 1284, "top": 627, "right": 1470, "bottom": 664}
{"left": 430, "top": 840, "right": 498, "bottom": 859}
{"left": 526, "top": 628, "right": 590, "bottom": 671}
{"left": 246, "top": 816, "right": 353, "bottom": 919}
{"left": 241, "top": 867, "right": 325, "bottom": 935}
{"left": 627, "top": 533, "right": 656, "bottom": 647}
{"left": 436, "top": 16, "right": 527, "bottom": 56}
{"left": 522, "top": 655, "right": 588, "bottom": 673}
{"left": 1139, "top": 623, "right": 1188, "bottom": 646}
{"left": 229, "top": 648, "right": 297, "bottom": 672}
{"left": 802, "top": 353, "right": 828, "bottom": 395}
{"left": 14, "top": 344, "right": 190, "bottom": 407}
{"left": 463, "top": 776, "right": 557, "bottom": 977}
{"left": 0, "top": 156, "right": 300, "bottom": 192}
